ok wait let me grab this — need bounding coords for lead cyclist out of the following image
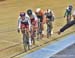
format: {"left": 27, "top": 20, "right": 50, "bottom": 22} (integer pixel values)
{"left": 17, "top": 12, "right": 32, "bottom": 51}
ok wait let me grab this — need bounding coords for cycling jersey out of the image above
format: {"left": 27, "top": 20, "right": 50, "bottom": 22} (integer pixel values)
{"left": 27, "top": 12, "right": 38, "bottom": 27}
{"left": 18, "top": 14, "right": 31, "bottom": 30}
{"left": 35, "top": 10, "right": 44, "bottom": 22}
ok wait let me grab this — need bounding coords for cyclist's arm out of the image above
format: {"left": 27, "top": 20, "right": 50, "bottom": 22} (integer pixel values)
{"left": 18, "top": 17, "right": 21, "bottom": 30}
{"left": 52, "top": 11, "right": 55, "bottom": 18}
{"left": 17, "top": 17, "right": 21, "bottom": 33}
{"left": 33, "top": 12, "right": 38, "bottom": 21}
{"left": 28, "top": 17, "right": 31, "bottom": 31}
{"left": 51, "top": 11, "right": 55, "bottom": 21}
{"left": 33, "top": 12, "right": 38, "bottom": 27}
{"left": 64, "top": 9, "right": 67, "bottom": 17}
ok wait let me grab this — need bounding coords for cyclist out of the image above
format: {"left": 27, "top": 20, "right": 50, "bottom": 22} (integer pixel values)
{"left": 58, "top": 10, "right": 75, "bottom": 35}
{"left": 27, "top": 9, "right": 38, "bottom": 44}
{"left": 35, "top": 8, "right": 45, "bottom": 39}
{"left": 44, "top": 9, "right": 55, "bottom": 38}
{"left": 17, "top": 12, "right": 31, "bottom": 51}
{"left": 64, "top": 4, "right": 73, "bottom": 24}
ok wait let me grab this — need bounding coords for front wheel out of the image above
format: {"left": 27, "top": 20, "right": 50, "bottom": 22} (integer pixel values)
{"left": 23, "top": 30, "right": 30, "bottom": 52}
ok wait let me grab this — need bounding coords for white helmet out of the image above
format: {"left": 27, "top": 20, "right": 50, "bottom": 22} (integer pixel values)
{"left": 47, "top": 9, "right": 51, "bottom": 13}
{"left": 36, "top": 8, "right": 41, "bottom": 13}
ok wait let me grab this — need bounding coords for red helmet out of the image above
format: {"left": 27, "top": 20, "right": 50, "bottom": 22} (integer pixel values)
{"left": 20, "top": 12, "right": 25, "bottom": 17}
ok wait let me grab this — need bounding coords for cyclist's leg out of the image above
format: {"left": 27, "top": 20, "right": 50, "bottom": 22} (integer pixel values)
{"left": 47, "top": 22, "right": 51, "bottom": 38}
{"left": 39, "top": 22, "right": 43, "bottom": 39}
{"left": 37, "top": 21, "right": 40, "bottom": 40}
{"left": 36, "top": 19, "right": 41, "bottom": 40}
{"left": 35, "top": 27, "right": 38, "bottom": 40}
{"left": 21, "top": 28, "right": 27, "bottom": 51}
{"left": 25, "top": 25, "right": 32, "bottom": 50}
{"left": 35, "top": 20, "right": 38, "bottom": 38}
{"left": 50, "top": 21, "right": 53, "bottom": 35}
{"left": 37, "top": 17, "right": 44, "bottom": 40}
{"left": 42, "top": 18, "right": 47, "bottom": 38}
{"left": 21, "top": 24, "right": 28, "bottom": 51}
{"left": 67, "top": 15, "right": 71, "bottom": 24}
{"left": 31, "top": 31, "right": 35, "bottom": 45}
{"left": 38, "top": 21, "right": 45, "bottom": 39}
{"left": 41, "top": 17, "right": 44, "bottom": 35}
{"left": 47, "top": 21, "right": 53, "bottom": 38}
{"left": 22, "top": 24, "right": 31, "bottom": 50}
{"left": 51, "top": 21, "right": 53, "bottom": 35}
{"left": 23, "top": 32, "right": 28, "bottom": 51}
{"left": 25, "top": 27, "right": 31, "bottom": 50}
{"left": 47, "top": 23, "right": 49, "bottom": 38}
{"left": 31, "top": 22, "right": 37, "bottom": 45}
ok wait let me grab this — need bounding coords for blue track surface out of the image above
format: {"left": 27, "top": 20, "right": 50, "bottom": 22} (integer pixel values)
{"left": 22, "top": 33, "right": 75, "bottom": 58}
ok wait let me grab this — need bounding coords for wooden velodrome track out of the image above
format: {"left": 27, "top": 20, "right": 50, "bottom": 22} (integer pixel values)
{"left": 0, "top": 0, "right": 75, "bottom": 58}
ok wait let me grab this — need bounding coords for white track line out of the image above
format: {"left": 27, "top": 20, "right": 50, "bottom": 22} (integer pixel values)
{"left": 0, "top": 39, "right": 19, "bottom": 44}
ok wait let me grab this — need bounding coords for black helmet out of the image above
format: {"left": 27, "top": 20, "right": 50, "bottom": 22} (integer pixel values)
{"left": 27, "top": 9, "right": 32, "bottom": 16}
{"left": 69, "top": 4, "right": 72, "bottom": 8}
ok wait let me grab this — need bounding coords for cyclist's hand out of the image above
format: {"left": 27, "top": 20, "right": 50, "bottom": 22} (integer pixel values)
{"left": 64, "top": 16, "right": 65, "bottom": 18}
{"left": 17, "top": 29, "right": 20, "bottom": 33}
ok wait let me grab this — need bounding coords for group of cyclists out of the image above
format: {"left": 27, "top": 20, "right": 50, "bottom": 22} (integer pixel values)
{"left": 17, "top": 4, "right": 74, "bottom": 51}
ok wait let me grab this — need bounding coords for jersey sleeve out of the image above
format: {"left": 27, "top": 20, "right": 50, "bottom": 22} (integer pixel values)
{"left": 33, "top": 12, "right": 38, "bottom": 21}
{"left": 64, "top": 8, "right": 68, "bottom": 17}
{"left": 18, "top": 16, "right": 21, "bottom": 29}
{"left": 26, "top": 17, "right": 31, "bottom": 31}
{"left": 52, "top": 11, "right": 55, "bottom": 18}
